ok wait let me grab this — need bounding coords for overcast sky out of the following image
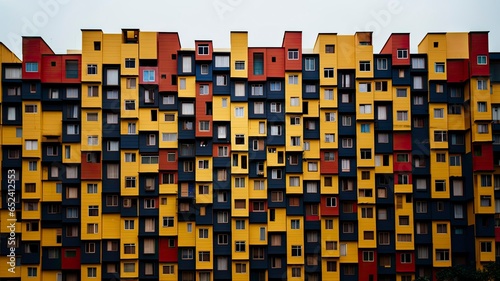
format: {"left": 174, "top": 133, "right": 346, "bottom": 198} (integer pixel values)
{"left": 1, "top": 0, "right": 499, "bottom": 59}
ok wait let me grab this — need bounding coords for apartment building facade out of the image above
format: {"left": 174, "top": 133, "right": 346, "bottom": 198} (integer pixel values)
{"left": 0, "top": 29, "right": 500, "bottom": 281}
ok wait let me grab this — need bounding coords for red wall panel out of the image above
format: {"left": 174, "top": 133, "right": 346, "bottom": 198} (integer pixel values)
{"left": 249, "top": 200, "right": 267, "bottom": 212}
{"left": 282, "top": 32, "right": 302, "bottom": 71}
{"left": 320, "top": 151, "right": 338, "bottom": 174}
{"left": 380, "top": 34, "right": 410, "bottom": 66}
{"left": 495, "top": 228, "right": 500, "bottom": 242}
{"left": 195, "top": 82, "right": 213, "bottom": 138}
{"left": 395, "top": 252, "right": 415, "bottom": 272}
{"left": 158, "top": 33, "right": 181, "bottom": 92}
{"left": 469, "top": 32, "right": 489, "bottom": 77}
{"left": 159, "top": 238, "right": 178, "bottom": 262}
{"left": 320, "top": 196, "right": 339, "bottom": 216}
{"left": 159, "top": 150, "right": 178, "bottom": 170}
{"left": 266, "top": 48, "right": 285, "bottom": 78}
{"left": 393, "top": 133, "right": 412, "bottom": 151}
{"left": 358, "top": 250, "right": 378, "bottom": 281}
{"left": 195, "top": 41, "right": 213, "bottom": 61}
{"left": 80, "top": 153, "right": 102, "bottom": 180}
{"left": 23, "top": 37, "right": 54, "bottom": 80}
{"left": 41, "top": 55, "right": 62, "bottom": 83}
{"left": 393, "top": 154, "right": 412, "bottom": 172}
{"left": 473, "top": 143, "right": 494, "bottom": 171}
{"left": 212, "top": 144, "right": 231, "bottom": 158}
{"left": 248, "top": 48, "right": 267, "bottom": 81}
{"left": 61, "top": 248, "right": 80, "bottom": 269}
{"left": 139, "top": 66, "right": 158, "bottom": 85}
{"left": 447, "top": 59, "right": 469, "bottom": 83}
{"left": 393, "top": 172, "right": 412, "bottom": 184}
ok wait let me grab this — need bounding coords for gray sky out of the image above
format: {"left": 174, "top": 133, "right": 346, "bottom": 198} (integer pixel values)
{"left": 1, "top": 0, "right": 500, "bottom": 59}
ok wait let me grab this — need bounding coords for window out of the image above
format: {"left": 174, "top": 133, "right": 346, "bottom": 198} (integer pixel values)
{"left": 360, "top": 123, "right": 370, "bottom": 133}
{"left": 397, "top": 49, "right": 408, "bottom": 59}
{"left": 5, "top": 67, "right": 22, "bottom": 79}
{"left": 198, "top": 44, "right": 209, "bottom": 55}
{"left": 360, "top": 149, "right": 372, "bottom": 160}
{"left": 435, "top": 180, "right": 446, "bottom": 192}
{"left": 235, "top": 241, "right": 246, "bottom": 252}
{"left": 235, "top": 61, "right": 245, "bottom": 70}
{"left": 291, "top": 136, "right": 301, "bottom": 146}
{"left": 435, "top": 62, "right": 445, "bottom": 73}
{"left": 396, "top": 88, "right": 408, "bottom": 98}
{"left": 27, "top": 267, "right": 38, "bottom": 277}
{"left": 160, "top": 216, "right": 174, "bottom": 228}
{"left": 291, "top": 245, "right": 302, "bottom": 256}
{"left": 125, "top": 176, "right": 136, "bottom": 188}
{"left": 375, "top": 81, "right": 388, "bottom": 91}
{"left": 49, "top": 88, "right": 60, "bottom": 99}
{"left": 87, "top": 64, "right": 97, "bottom": 75}
{"left": 215, "top": 55, "right": 229, "bottom": 67}
{"left": 320, "top": 89, "right": 334, "bottom": 101}
{"left": 270, "top": 81, "right": 281, "bottom": 91}
{"left": 481, "top": 195, "right": 492, "bottom": 207}
{"left": 359, "top": 61, "right": 371, "bottom": 71}
{"left": 360, "top": 104, "right": 372, "bottom": 114}
{"left": 478, "top": 101, "right": 487, "bottom": 112}
{"left": 481, "top": 175, "right": 492, "bottom": 187}
{"left": 434, "top": 131, "right": 448, "bottom": 142}
{"left": 324, "top": 68, "right": 334, "bottom": 78}
{"left": 325, "top": 44, "right": 335, "bottom": 53}
{"left": 361, "top": 207, "right": 374, "bottom": 218}
{"left": 363, "top": 251, "right": 374, "bottom": 262}
{"left": 397, "top": 111, "right": 408, "bottom": 121}
{"left": 26, "top": 62, "right": 39, "bottom": 72}
{"left": 400, "top": 253, "right": 412, "bottom": 264}
{"left": 412, "top": 57, "right": 425, "bottom": 69}
{"left": 339, "top": 116, "right": 352, "bottom": 128}
{"left": 270, "top": 102, "right": 282, "bottom": 113}
{"left": 437, "top": 223, "right": 447, "bottom": 233}
{"left": 181, "top": 249, "right": 193, "bottom": 260}
{"left": 436, "top": 153, "right": 446, "bottom": 163}
{"left": 143, "top": 70, "right": 155, "bottom": 82}
{"left": 291, "top": 219, "right": 300, "bottom": 229}
{"left": 399, "top": 216, "right": 410, "bottom": 225}
{"left": 234, "top": 107, "right": 245, "bottom": 117}
{"left": 481, "top": 242, "right": 492, "bottom": 252}
{"left": 288, "top": 75, "right": 299, "bottom": 84}
{"left": 291, "top": 267, "right": 301, "bottom": 278}
{"left": 478, "top": 124, "right": 489, "bottom": 134}
{"left": 436, "top": 249, "right": 450, "bottom": 261}
{"left": 288, "top": 98, "right": 300, "bottom": 107}
{"left": 234, "top": 199, "right": 246, "bottom": 209}
{"left": 24, "top": 104, "right": 38, "bottom": 113}
{"left": 377, "top": 105, "right": 387, "bottom": 120}
{"left": 304, "top": 57, "right": 315, "bottom": 71}
{"left": 235, "top": 263, "right": 247, "bottom": 273}
{"left": 478, "top": 55, "right": 487, "bottom": 65}
{"left": 325, "top": 134, "right": 335, "bottom": 143}
{"left": 288, "top": 49, "right": 299, "bottom": 60}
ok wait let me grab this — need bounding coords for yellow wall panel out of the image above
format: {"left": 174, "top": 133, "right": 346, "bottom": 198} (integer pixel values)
{"left": 1, "top": 126, "right": 22, "bottom": 145}
{"left": 230, "top": 32, "right": 248, "bottom": 78}
{"left": 102, "top": 33, "right": 121, "bottom": 64}
{"left": 102, "top": 214, "right": 121, "bottom": 239}
{"left": 212, "top": 96, "right": 231, "bottom": 121}
{"left": 268, "top": 208, "right": 286, "bottom": 232}
{"left": 120, "top": 43, "right": 139, "bottom": 76}
{"left": 446, "top": 33, "right": 469, "bottom": 59}
{"left": 81, "top": 30, "right": 103, "bottom": 82}
{"left": 139, "top": 32, "right": 158, "bottom": 60}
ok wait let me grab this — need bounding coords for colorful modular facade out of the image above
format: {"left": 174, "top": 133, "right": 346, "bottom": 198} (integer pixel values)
{"left": 0, "top": 29, "right": 500, "bottom": 281}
